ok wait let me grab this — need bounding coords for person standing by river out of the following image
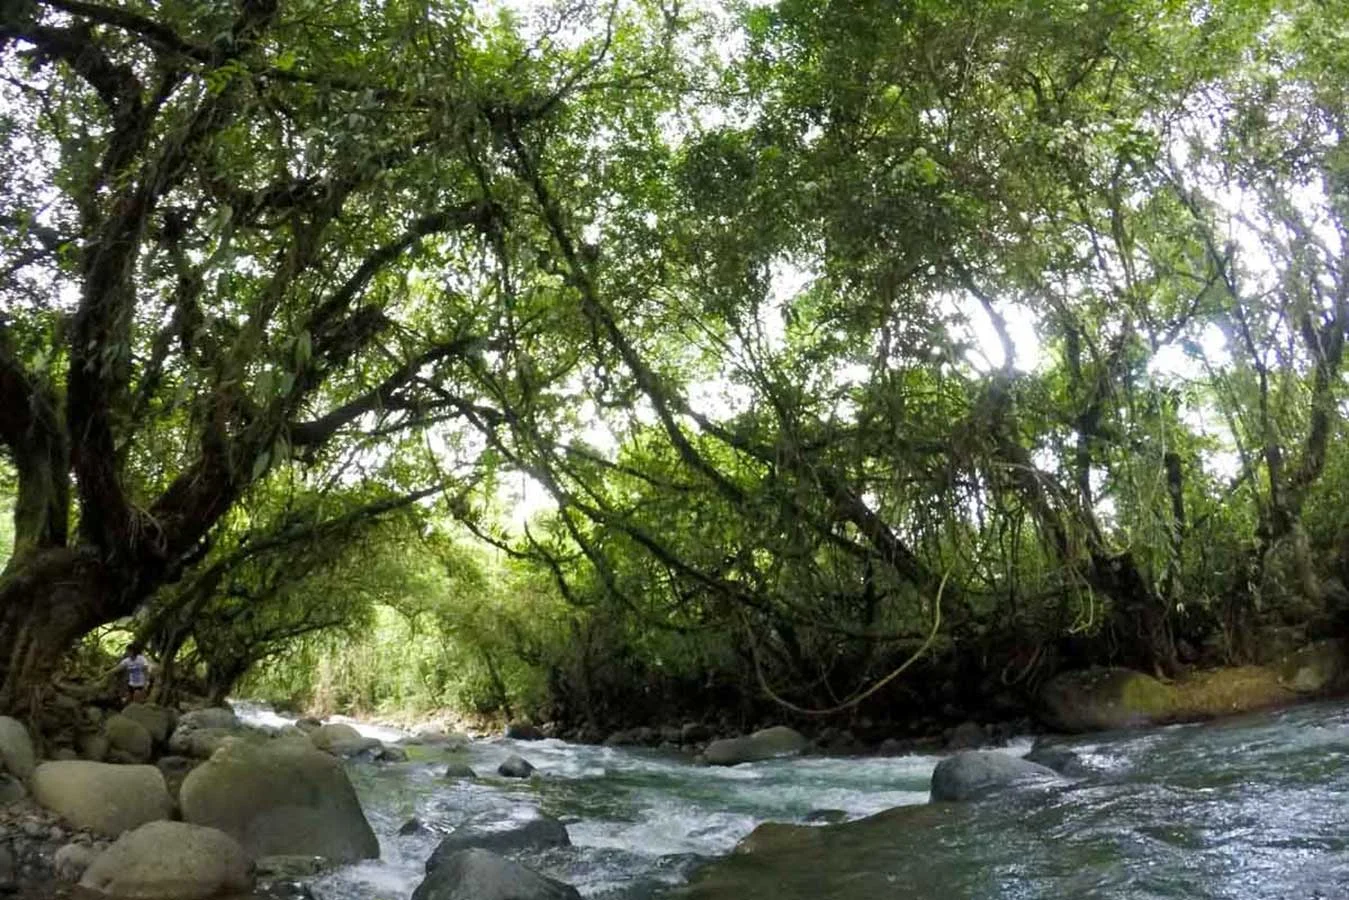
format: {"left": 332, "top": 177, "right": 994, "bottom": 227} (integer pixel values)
{"left": 110, "top": 642, "right": 153, "bottom": 703}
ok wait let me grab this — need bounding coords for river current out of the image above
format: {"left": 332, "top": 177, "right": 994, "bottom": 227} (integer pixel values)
{"left": 235, "top": 700, "right": 1349, "bottom": 900}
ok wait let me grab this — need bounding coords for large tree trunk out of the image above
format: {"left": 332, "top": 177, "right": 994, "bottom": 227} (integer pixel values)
{"left": 0, "top": 548, "right": 113, "bottom": 715}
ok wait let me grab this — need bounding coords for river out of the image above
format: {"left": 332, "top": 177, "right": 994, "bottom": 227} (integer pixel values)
{"left": 235, "top": 700, "right": 1349, "bottom": 899}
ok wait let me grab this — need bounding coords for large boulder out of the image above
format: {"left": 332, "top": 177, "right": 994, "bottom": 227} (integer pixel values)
{"left": 121, "top": 704, "right": 176, "bottom": 745}
{"left": 497, "top": 755, "right": 535, "bottom": 778}
{"left": 505, "top": 721, "right": 544, "bottom": 741}
{"left": 929, "top": 751, "right": 1060, "bottom": 802}
{"left": 30, "top": 761, "right": 173, "bottom": 836}
{"left": 105, "top": 715, "right": 154, "bottom": 763}
{"left": 426, "top": 813, "right": 569, "bottom": 873}
{"left": 413, "top": 848, "right": 581, "bottom": 900}
{"left": 1038, "top": 667, "right": 1177, "bottom": 733}
{"left": 177, "top": 708, "right": 239, "bottom": 731}
{"left": 0, "top": 716, "right": 36, "bottom": 780}
{"left": 79, "top": 821, "right": 253, "bottom": 899}
{"left": 178, "top": 740, "right": 378, "bottom": 863}
{"left": 702, "top": 726, "right": 808, "bottom": 766}
{"left": 309, "top": 723, "right": 382, "bottom": 758}
{"left": 169, "top": 726, "right": 264, "bottom": 760}
{"left": 1279, "top": 639, "right": 1349, "bottom": 694}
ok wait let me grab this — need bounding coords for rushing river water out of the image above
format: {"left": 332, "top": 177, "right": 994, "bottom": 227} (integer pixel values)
{"left": 235, "top": 700, "right": 1349, "bottom": 900}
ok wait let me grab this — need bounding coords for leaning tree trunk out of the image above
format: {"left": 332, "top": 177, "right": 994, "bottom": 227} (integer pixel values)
{"left": 0, "top": 547, "right": 113, "bottom": 715}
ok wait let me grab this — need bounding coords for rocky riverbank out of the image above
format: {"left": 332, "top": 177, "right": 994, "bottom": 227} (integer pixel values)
{"left": 3, "top": 638, "right": 1347, "bottom": 899}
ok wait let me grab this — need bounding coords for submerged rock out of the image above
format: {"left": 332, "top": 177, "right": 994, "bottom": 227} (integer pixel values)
{"left": 30, "top": 761, "right": 173, "bottom": 836}
{"left": 179, "top": 740, "right": 378, "bottom": 863}
{"left": 425, "top": 813, "right": 569, "bottom": 872}
{"left": 702, "top": 726, "right": 808, "bottom": 766}
{"left": 929, "top": 751, "right": 1060, "bottom": 802}
{"left": 413, "top": 848, "right": 580, "bottom": 900}
{"left": 79, "top": 821, "right": 253, "bottom": 899}
{"left": 444, "top": 763, "right": 478, "bottom": 780}
{"left": 1022, "top": 740, "right": 1090, "bottom": 776}
{"left": 497, "top": 755, "right": 535, "bottom": 778}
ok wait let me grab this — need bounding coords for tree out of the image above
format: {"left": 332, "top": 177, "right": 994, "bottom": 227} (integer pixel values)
{"left": 0, "top": 0, "right": 671, "bottom": 711}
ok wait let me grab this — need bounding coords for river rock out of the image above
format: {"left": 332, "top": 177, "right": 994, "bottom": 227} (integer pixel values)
{"left": 1022, "top": 741, "right": 1090, "bottom": 777}
{"left": 80, "top": 731, "right": 111, "bottom": 762}
{"left": 413, "top": 848, "right": 581, "bottom": 900}
{"left": 79, "top": 820, "right": 253, "bottom": 899}
{"left": 425, "top": 813, "right": 569, "bottom": 872}
{"left": 309, "top": 723, "right": 382, "bottom": 758}
{"left": 0, "top": 845, "right": 14, "bottom": 891}
{"left": 30, "top": 761, "right": 173, "bottom": 836}
{"left": 444, "top": 763, "right": 478, "bottom": 780}
{"left": 1, "top": 773, "right": 26, "bottom": 805}
{"left": 680, "top": 723, "right": 712, "bottom": 744}
{"left": 505, "top": 721, "right": 544, "bottom": 741}
{"left": 603, "top": 727, "right": 657, "bottom": 747}
{"left": 0, "top": 716, "right": 36, "bottom": 780}
{"left": 179, "top": 739, "right": 378, "bottom": 862}
{"left": 497, "top": 755, "right": 535, "bottom": 778}
{"left": 1280, "top": 639, "right": 1349, "bottom": 693}
{"left": 1039, "top": 667, "right": 1176, "bottom": 732}
{"left": 929, "top": 751, "right": 1060, "bottom": 802}
{"left": 105, "top": 714, "right": 154, "bottom": 763}
{"left": 178, "top": 707, "right": 240, "bottom": 731}
{"left": 156, "top": 755, "right": 198, "bottom": 802}
{"left": 295, "top": 717, "right": 323, "bottom": 733}
{"left": 121, "top": 703, "right": 176, "bottom": 745}
{"left": 703, "top": 726, "right": 808, "bottom": 766}
{"left": 376, "top": 745, "right": 408, "bottom": 763}
{"left": 54, "top": 842, "right": 100, "bottom": 881}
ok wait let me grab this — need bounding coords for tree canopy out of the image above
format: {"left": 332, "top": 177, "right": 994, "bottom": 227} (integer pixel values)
{"left": 2, "top": 0, "right": 1346, "bottom": 724}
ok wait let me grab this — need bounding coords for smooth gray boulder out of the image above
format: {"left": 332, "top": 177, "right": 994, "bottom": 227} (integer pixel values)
{"left": 169, "top": 726, "right": 263, "bottom": 759}
{"left": 179, "top": 739, "right": 378, "bottom": 862}
{"left": 121, "top": 703, "right": 176, "bottom": 745}
{"left": 497, "top": 755, "right": 535, "bottom": 778}
{"left": 413, "top": 848, "right": 581, "bottom": 900}
{"left": 426, "top": 814, "right": 569, "bottom": 873}
{"left": 929, "top": 751, "right": 1060, "bottom": 802}
{"left": 310, "top": 723, "right": 382, "bottom": 758}
{"left": 30, "top": 761, "right": 173, "bottom": 836}
{"left": 0, "top": 772, "right": 26, "bottom": 806}
{"left": 703, "top": 726, "right": 808, "bottom": 766}
{"left": 53, "top": 841, "right": 100, "bottom": 882}
{"left": 0, "top": 716, "right": 36, "bottom": 780}
{"left": 105, "top": 714, "right": 153, "bottom": 763}
{"left": 444, "top": 763, "right": 478, "bottom": 780}
{"left": 79, "top": 820, "right": 253, "bottom": 899}
{"left": 177, "top": 707, "right": 240, "bottom": 731}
